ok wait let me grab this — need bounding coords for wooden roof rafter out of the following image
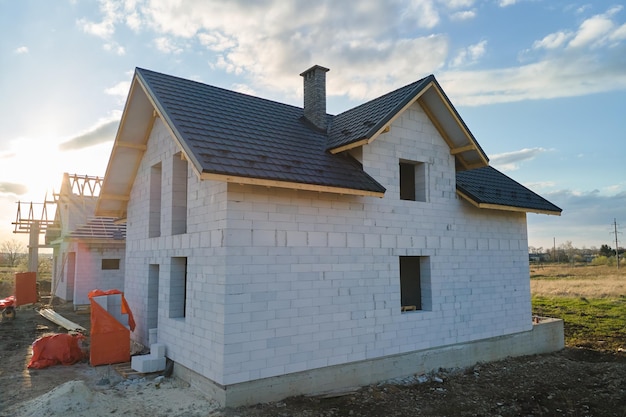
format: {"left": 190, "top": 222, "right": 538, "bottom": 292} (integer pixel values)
{"left": 12, "top": 200, "right": 57, "bottom": 234}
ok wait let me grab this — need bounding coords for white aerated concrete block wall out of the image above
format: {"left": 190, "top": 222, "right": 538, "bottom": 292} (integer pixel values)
{"left": 54, "top": 241, "right": 125, "bottom": 306}
{"left": 74, "top": 246, "right": 125, "bottom": 305}
{"left": 125, "top": 119, "right": 228, "bottom": 383}
{"left": 125, "top": 104, "right": 535, "bottom": 391}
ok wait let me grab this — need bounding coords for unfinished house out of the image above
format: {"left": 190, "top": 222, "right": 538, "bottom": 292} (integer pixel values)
{"left": 46, "top": 173, "right": 126, "bottom": 307}
{"left": 96, "top": 66, "right": 563, "bottom": 406}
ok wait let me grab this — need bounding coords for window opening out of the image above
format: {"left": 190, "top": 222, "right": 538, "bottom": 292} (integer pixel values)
{"left": 149, "top": 163, "right": 162, "bottom": 237}
{"left": 169, "top": 257, "right": 187, "bottom": 318}
{"left": 171, "top": 152, "right": 188, "bottom": 235}
{"left": 399, "top": 161, "right": 427, "bottom": 202}
{"left": 101, "top": 259, "right": 120, "bottom": 270}
{"left": 399, "top": 256, "right": 431, "bottom": 312}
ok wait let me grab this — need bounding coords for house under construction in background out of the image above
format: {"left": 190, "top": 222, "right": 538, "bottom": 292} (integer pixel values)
{"left": 34, "top": 173, "right": 126, "bottom": 307}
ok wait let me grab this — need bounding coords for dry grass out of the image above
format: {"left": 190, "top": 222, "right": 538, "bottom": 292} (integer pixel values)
{"left": 530, "top": 264, "right": 626, "bottom": 299}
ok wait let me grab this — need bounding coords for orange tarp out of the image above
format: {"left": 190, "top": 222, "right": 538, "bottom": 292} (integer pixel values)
{"left": 15, "top": 272, "right": 37, "bottom": 306}
{"left": 27, "top": 333, "right": 86, "bottom": 369}
{"left": 88, "top": 289, "right": 135, "bottom": 366}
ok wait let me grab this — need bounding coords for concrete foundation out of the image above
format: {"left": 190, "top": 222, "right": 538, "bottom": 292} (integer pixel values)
{"left": 173, "top": 318, "right": 564, "bottom": 407}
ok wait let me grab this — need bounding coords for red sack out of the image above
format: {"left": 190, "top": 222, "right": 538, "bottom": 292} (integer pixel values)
{"left": 27, "top": 333, "right": 86, "bottom": 369}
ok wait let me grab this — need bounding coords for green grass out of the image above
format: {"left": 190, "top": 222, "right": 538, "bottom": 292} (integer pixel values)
{"left": 533, "top": 295, "right": 626, "bottom": 350}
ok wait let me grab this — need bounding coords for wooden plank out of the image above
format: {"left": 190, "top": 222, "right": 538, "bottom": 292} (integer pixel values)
{"left": 38, "top": 308, "right": 87, "bottom": 333}
{"left": 113, "top": 362, "right": 151, "bottom": 378}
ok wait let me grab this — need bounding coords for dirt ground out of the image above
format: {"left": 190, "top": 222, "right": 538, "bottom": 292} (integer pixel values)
{"left": 1, "top": 302, "right": 626, "bottom": 416}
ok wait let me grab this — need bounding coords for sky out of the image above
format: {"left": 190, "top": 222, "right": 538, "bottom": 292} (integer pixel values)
{"left": 1, "top": 0, "right": 625, "bottom": 253}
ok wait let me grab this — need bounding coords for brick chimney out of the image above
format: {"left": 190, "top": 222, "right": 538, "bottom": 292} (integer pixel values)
{"left": 300, "top": 65, "right": 329, "bottom": 131}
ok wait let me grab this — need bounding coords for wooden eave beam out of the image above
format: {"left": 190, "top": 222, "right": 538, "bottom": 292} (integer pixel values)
{"left": 329, "top": 138, "right": 369, "bottom": 155}
{"left": 200, "top": 172, "right": 385, "bottom": 198}
{"left": 419, "top": 88, "right": 488, "bottom": 168}
{"left": 450, "top": 144, "right": 477, "bottom": 155}
{"left": 116, "top": 141, "right": 147, "bottom": 151}
{"left": 99, "top": 193, "right": 130, "bottom": 202}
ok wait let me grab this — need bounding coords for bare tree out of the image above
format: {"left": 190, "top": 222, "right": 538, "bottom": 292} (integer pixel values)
{"left": 1, "top": 239, "right": 26, "bottom": 267}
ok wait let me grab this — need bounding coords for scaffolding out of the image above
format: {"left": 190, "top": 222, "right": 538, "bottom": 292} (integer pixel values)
{"left": 11, "top": 173, "right": 104, "bottom": 272}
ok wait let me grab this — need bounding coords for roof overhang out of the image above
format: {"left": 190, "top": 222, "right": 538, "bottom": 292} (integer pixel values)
{"left": 202, "top": 172, "right": 385, "bottom": 198}
{"left": 329, "top": 79, "right": 489, "bottom": 170}
{"left": 456, "top": 190, "right": 562, "bottom": 216}
{"left": 95, "top": 74, "right": 155, "bottom": 218}
{"left": 96, "top": 71, "right": 385, "bottom": 218}
{"left": 418, "top": 80, "right": 489, "bottom": 170}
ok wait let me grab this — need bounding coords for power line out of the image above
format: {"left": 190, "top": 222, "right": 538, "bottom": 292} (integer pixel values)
{"left": 610, "top": 218, "right": 621, "bottom": 270}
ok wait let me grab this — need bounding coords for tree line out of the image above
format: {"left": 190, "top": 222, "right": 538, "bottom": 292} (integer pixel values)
{"left": 529, "top": 241, "right": 624, "bottom": 265}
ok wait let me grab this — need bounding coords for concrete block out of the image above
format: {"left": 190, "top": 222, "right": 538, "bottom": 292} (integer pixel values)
{"left": 131, "top": 355, "right": 166, "bottom": 373}
{"left": 151, "top": 343, "right": 166, "bottom": 358}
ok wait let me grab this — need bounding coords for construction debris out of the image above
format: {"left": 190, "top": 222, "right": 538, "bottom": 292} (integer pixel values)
{"left": 38, "top": 308, "right": 87, "bottom": 333}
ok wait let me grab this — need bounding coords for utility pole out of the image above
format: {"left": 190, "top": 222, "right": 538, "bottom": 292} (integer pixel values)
{"left": 611, "top": 218, "right": 621, "bottom": 270}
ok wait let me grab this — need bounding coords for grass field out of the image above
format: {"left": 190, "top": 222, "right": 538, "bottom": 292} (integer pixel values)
{"left": 531, "top": 263, "right": 626, "bottom": 351}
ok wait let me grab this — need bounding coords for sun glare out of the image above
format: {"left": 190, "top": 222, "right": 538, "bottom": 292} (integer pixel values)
{"left": 6, "top": 137, "right": 66, "bottom": 201}
{"left": 5, "top": 137, "right": 112, "bottom": 202}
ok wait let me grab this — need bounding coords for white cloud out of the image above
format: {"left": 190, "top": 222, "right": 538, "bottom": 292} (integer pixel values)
{"left": 528, "top": 189, "right": 626, "bottom": 248}
{"left": 103, "top": 42, "right": 126, "bottom": 55}
{"left": 14, "top": 46, "right": 29, "bottom": 54}
{"left": 77, "top": 0, "right": 126, "bottom": 39}
{"left": 533, "top": 31, "right": 572, "bottom": 50}
{"left": 526, "top": 181, "right": 557, "bottom": 191}
{"left": 575, "top": 5, "right": 592, "bottom": 15}
{"left": 450, "top": 40, "right": 487, "bottom": 67}
{"left": 79, "top": 1, "right": 626, "bottom": 107}
{"left": 610, "top": 23, "right": 626, "bottom": 41}
{"left": 534, "top": 8, "right": 625, "bottom": 52}
{"left": 450, "top": 10, "right": 476, "bottom": 21}
{"left": 105, "top": 81, "right": 131, "bottom": 97}
{"left": 568, "top": 13, "right": 615, "bottom": 48}
{"left": 231, "top": 83, "right": 256, "bottom": 96}
{"left": 403, "top": 0, "right": 441, "bottom": 29}
{"left": 78, "top": 17, "right": 115, "bottom": 38}
{"left": 125, "top": 11, "right": 142, "bottom": 31}
{"left": 0, "top": 182, "right": 28, "bottom": 196}
{"left": 131, "top": 0, "right": 450, "bottom": 100}
{"left": 198, "top": 32, "right": 236, "bottom": 52}
{"left": 498, "top": 0, "right": 517, "bottom": 7}
{"left": 441, "top": 0, "right": 475, "bottom": 8}
{"left": 490, "top": 148, "right": 549, "bottom": 171}
{"left": 443, "top": 42, "right": 626, "bottom": 106}
{"left": 58, "top": 114, "right": 121, "bottom": 151}
{"left": 154, "top": 37, "right": 183, "bottom": 54}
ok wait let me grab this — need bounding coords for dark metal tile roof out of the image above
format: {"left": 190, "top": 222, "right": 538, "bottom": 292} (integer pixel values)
{"left": 327, "top": 77, "right": 432, "bottom": 150}
{"left": 136, "top": 68, "right": 386, "bottom": 194}
{"left": 132, "top": 68, "right": 560, "bottom": 215}
{"left": 456, "top": 166, "right": 562, "bottom": 214}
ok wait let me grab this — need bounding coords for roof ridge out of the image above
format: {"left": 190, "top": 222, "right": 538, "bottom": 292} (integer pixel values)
{"left": 136, "top": 67, "right": 306, "bottom": 113}
{"left": 334, "top": 75, "right": 432, "bottom": 118}
{"left": 326, "top": 75, "right": 434, "bottom": 150}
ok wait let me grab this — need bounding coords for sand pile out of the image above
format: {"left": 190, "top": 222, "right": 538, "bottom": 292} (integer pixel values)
{"left": 4, "top": 377, "right": 220, "bottom": 417}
